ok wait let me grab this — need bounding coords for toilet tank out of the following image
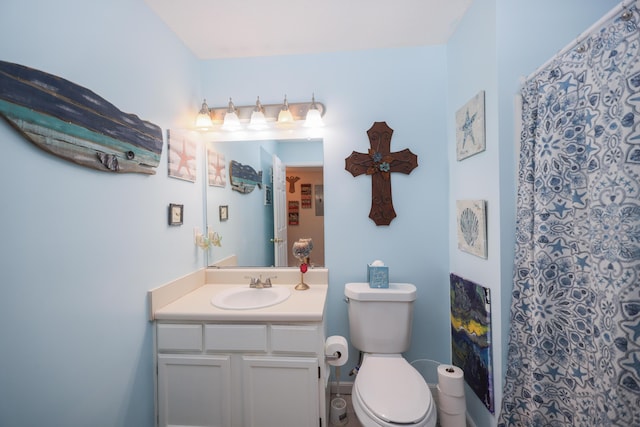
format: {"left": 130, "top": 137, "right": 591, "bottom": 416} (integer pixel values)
{"left": 345, "top": 282, "right": 417, "bottom": 353}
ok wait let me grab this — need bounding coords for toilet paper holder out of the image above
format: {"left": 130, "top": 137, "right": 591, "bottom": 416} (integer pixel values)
{"left": 325, "top": 351, "right": 342, "bottom": 361}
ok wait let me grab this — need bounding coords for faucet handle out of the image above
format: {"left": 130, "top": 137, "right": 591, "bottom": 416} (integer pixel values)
{"left": 264, "top": 275, "right": 277, "bottom": 287}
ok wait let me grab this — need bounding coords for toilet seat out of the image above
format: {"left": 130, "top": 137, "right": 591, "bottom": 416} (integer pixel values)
{"left": 353, "top": 354, "right": 435, "bottom": 426}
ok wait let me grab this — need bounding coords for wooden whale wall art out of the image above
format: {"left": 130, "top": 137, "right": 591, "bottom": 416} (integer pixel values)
{"left": 229, "top": 160, "right": 262, "bottom": 194}
{"left": 0, "top": 60, "right": 163, "bottom": 174}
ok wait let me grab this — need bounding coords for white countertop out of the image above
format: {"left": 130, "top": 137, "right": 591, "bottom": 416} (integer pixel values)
{"left": 154, "top": 283, "right": 328, "bottom": 322}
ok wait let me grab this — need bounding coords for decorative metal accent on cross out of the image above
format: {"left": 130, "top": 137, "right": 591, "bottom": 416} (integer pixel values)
{"left": 345, "top": 122, "right": 418, "bottom": 226}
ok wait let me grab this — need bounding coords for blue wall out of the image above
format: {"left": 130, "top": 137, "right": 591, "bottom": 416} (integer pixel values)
{"left": 200, "top": 47, "right": 452, "bottom": 367}
{"left": 0, "top": 0, "right": 202, "bottom": 426}
{"left": 0, "top": 0, "right": 624, "bottom": 426}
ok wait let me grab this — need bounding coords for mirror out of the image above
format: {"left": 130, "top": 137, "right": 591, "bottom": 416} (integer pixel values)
{"left": 204, "top": 138, "right": 324, "bottom": 268}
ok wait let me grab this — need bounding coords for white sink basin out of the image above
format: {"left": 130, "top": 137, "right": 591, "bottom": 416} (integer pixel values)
{"left": 211, "top": 286, "right": 291, "bottom": 310}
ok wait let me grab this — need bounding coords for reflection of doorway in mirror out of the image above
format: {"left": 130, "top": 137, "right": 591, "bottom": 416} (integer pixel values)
{"left": 286, "top": 166, "right": 325, "bottom": 267}
{"left": 207, "top": 148, "right": 226, "bottom": 187}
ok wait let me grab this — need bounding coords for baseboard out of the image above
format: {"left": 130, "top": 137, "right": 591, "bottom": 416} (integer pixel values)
{"left": 329, "top": 380, "right": 353, "bottom": 395}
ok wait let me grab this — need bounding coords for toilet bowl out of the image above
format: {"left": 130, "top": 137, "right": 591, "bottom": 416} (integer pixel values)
{"left": 344, "top": 283, "right": 436, "bottom": 427}
{"left": 351, "top": 354, "right": 437, "bottom": 427}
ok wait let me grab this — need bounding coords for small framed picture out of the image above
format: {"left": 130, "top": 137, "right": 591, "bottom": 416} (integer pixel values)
{"left": 219, "top": 205, "right": 229, "bottom": 221}
{"left": 168, "top": 203, "right": 183, "bottom": 226}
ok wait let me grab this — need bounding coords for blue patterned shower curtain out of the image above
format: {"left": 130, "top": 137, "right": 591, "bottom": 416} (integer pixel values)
{"left": 499, "top": 5, "right": 640, "bottom": 427}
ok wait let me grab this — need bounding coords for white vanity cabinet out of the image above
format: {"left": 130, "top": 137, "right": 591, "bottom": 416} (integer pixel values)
{"left": 155, "top": 321, "right": 327, "bottom": 427}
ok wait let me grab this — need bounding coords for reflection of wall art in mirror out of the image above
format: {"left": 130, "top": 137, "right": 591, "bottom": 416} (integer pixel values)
{"left": 219, "top": 205, "right": 228, "bottom": 221}
{"left": 456, "top": 90, "right": 486, "bottom": 161}
{"left": 207, "top": 148, "right": 226, "bottom": 187}
{"left": 230, "top": 160, "right": 262, "bottom": 193}
{"left": 286, "top": 175, "right": 300, "bottom": 193}
{"left": 168, "top": 203, "right": 183, "bottom": 226}
{"left": 264, "top": 185, "right": 272, "bottom": 206}
{"left": 456, "top": 200, "right": 487, "bottom": 258}
{"left": 167, "top": 129, "right": 197, "bottom": 182}
{"left": 288, "top": 201, "right": 299, "bottom": 225}
{"left": 301, "top": 184, "right": 312, "bottom": 208}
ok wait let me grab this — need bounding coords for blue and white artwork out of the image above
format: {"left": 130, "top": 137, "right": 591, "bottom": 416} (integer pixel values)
{"left": 456, "top": 90, "right": 485, "bottom": 160}
{"left": 456, "top": 200, "right": 487, "bottom": 258}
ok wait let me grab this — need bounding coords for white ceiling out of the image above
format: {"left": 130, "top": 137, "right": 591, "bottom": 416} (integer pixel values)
{"left": 144, "top": 0, "right": 474, "bottom": 59}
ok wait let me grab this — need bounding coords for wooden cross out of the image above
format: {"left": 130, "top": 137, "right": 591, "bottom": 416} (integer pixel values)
{"left": 345, "top": 122, "right": 418, "bottom": 225}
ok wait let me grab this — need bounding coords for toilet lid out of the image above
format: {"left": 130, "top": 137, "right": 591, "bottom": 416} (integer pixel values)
{"left": 355, "top": 355, "right": 431, "bottom": 424}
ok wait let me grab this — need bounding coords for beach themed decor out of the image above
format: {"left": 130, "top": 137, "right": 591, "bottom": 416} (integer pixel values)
{"left": 167, "top": 129, "right": 197, "bottom": 182}
{"left": 0, "top": 60, "right": 163, "bottom": 174}
{"left": 456, "top": 90, "right": 486, "bottom": 161}
{"left": 207, "top": 148, "right": 226, "bottom": 187}
{"left": 456, "top": 200, "right": 487, "bottom": 258}
{"left": 229, "top": 160, "right": 262, "bottom": 193}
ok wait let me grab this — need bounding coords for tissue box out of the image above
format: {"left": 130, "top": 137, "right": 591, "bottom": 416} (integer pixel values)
{"left": 367, "top": 264, "right": 389, "bottom": 288}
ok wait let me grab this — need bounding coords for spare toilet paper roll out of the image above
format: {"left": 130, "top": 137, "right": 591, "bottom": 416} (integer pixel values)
{"left": 437, "top": 364, "right": 465, "bottom": 397}
{"left": 439, "top": 410, "right": 466, "bottom": 427}
{"left": 436, "top": 385, "right": 466, "bottom": 414}
{"left": 325, "top": 335, "right": 349, "bottom": 366}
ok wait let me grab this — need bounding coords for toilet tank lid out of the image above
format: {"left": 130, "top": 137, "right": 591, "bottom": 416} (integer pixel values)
{"left": 345, "top": 282, "right": 416, "bottom": 302}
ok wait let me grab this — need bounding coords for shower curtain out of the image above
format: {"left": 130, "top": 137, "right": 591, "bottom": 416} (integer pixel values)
{"left": 499, "top": 5, "right": 640, "bottom": 427}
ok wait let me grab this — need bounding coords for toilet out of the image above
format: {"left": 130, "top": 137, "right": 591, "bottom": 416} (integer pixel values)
{"left": 345, "top": 282, "right": 437, "bottom": 427}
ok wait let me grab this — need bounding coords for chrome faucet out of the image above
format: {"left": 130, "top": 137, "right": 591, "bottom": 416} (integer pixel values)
{"left": 248, "top": 274, "right": 276, "bottom": 289}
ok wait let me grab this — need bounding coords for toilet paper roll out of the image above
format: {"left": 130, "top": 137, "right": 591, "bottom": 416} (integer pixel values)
{"left": 439, "top": 410, "right": 467, "bottom": 427}
{"left": 437, "top": 364, "right": 465, "bottom": 397}
{"left": 436, "top": 385, "right": 466, "bottom": 414}
{"left": 325, "top": 335, "right": 349, "bottom": 366}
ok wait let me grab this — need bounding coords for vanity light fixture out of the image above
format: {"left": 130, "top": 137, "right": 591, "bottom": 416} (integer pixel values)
{"left": 195, "top": 96, "right": 325, "bottom": 131}
{"left": 277, "top": 95, "right": 294, "bottom": 126}
{"left": 304, "top": 93, "right": 324, "bottom": 128}
{"left": 195, "top": 99, "right": 213, "bottom": 130}
{"left": 221, "top": 98, "right": 241, "bottom": 131}
{"left": 248, "top": 96, "right": 267, "bottom": 130}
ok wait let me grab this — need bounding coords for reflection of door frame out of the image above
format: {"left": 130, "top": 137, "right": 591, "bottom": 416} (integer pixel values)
{"left": 272, "top": 154, "right": 287, "bottom": 267}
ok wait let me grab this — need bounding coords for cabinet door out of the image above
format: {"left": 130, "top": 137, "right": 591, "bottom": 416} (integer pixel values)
{"left": 158, "top": 354, "right": 231, "bottom": 427}
{"left": 242, "top": 356, "right": 319, "bottom": 427}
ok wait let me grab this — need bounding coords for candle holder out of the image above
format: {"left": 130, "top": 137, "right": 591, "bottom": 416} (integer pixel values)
{"left": 292, "top": 239, "right": 313, "bottom": 291}
{"left": 295, "top": 256, "right": 310, "bottom": 290}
